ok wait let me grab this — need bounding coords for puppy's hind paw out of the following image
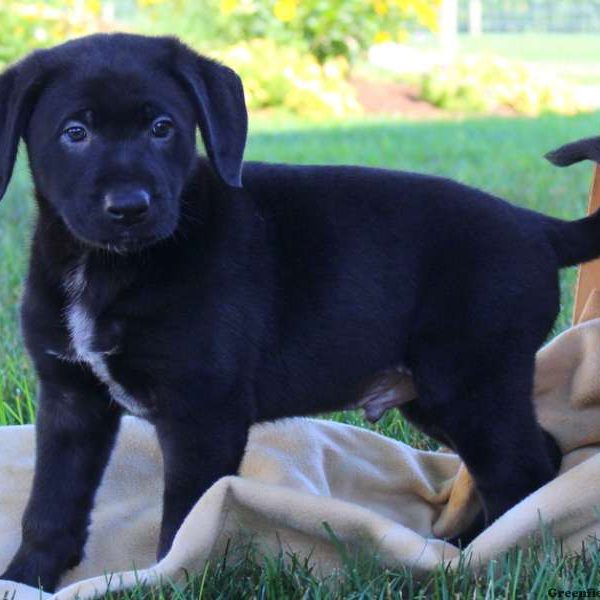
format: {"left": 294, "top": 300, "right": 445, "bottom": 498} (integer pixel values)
{"left": 541, "top": 428, "right": 562, "bottom": 474}
{"left": 446, "top": 510, "right": 487, "bottom": 548}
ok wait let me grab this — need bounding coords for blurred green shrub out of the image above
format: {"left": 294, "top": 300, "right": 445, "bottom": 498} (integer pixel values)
{"left": 212, "top": 39, "right": 362, "bottom": 118}
{"left": 420, "top": 55, "right": 584, "bottom": 116}
{"left": 138, "top": 0, "right": 440, "bottom": 64}
{"left": 0, "top": 1, "right": 109, "bottom": 68}
{"left": 216, "top": 0, "right": 440, "bottom": 64}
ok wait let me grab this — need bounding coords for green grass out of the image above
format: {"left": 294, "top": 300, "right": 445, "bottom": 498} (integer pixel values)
{"left": 102, "top": 533, "right": 600, "bottom": 599}
{"left": 406, "top": 33, "right": 600, "bottom": 84}
{"left": 453, "top": 33, "right": 600, "bottom": 66}
{"left": 2, "top": 112, "right": 600, "bottom": 595}
{"left": 457, "top": 33, "right": 600, "bottom": 85}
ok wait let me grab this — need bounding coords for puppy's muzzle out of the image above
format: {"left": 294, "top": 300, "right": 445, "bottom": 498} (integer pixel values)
{"left": 103, "top": 189, "right": 150, "bottom": 226}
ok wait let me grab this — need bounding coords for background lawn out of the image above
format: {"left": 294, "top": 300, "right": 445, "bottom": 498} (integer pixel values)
{"left": 2, "top": 111, "right": 600, "bottom": 596}
{"left": 407, "top": 33, "right": 600, "bottom": 84}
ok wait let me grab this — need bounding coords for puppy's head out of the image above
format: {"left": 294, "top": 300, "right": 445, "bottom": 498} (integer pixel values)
{"left": 545, "top": 136, "right": 600, "bottom": 168}
{"left": 0, "top": 33, "right": 247, "bottom": 252}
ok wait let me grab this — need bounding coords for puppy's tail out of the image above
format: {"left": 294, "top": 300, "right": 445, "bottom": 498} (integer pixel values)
{"left": 544, "top": 136, "right": 600, "bottom": 268}
{"left": 543, "top": 212, "right": 600, "bottom": 268}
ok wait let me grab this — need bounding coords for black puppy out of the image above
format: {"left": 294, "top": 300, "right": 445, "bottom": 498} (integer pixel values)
{"left": 0, "top": 33, "right": 592, "bottom": 590}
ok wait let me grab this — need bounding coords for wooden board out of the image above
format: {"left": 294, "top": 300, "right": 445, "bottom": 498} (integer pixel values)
{"left": 573, "top": 163, "right": 600, "bottom": 325}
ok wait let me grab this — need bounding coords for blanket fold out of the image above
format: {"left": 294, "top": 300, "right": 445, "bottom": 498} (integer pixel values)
{"left": 3, "top": 317, "right": 600, "bottom": 600}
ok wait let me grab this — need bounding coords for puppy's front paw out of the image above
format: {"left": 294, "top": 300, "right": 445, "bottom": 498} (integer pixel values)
{"left": 1, "top": 548, "right": 68, "bottom": 593}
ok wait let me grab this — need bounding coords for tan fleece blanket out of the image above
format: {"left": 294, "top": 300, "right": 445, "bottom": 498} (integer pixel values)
{"left": 3, "top": 317, "right": 600, "bottom": 600}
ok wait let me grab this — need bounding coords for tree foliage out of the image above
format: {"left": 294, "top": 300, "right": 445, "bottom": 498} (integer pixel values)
{"left": 138, "top": 0, "right": 440, "bottom": 64}
{"left": 216, "top": 0, "right": 440, "bottom": 63}
{"left": 0, "top": 0, "right": 108, "bottom": 66}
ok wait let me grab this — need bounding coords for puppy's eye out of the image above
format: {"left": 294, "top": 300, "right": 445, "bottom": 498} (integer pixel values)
{"left": 63, "top": 126, "right": 88, "bottom": 143}
{"left": 151, "top": 118, "right": 173, "bottom": 139}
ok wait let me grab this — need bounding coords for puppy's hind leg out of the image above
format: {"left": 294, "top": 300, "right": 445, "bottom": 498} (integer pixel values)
{"left": 405, "top": 342, "right": 560, "bottom": 529}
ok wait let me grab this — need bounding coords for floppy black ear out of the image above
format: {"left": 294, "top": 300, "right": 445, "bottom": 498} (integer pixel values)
{"left": 0, "top": 68, "right": 25, "bottom": 201}
{"left": 545, "top": 136, "right": 600, "bottom": 167}
{"left": 175, "top": 45, "right": 247, "bottom": 188}
{"left": 0, "top": 58, "right": 44, "bottom": 200}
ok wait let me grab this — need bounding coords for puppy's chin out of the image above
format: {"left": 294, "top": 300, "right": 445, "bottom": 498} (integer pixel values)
{"left": 95, "top": 235, "right": 166, "bottom": 255}
{"left": 62, "top": 218, "right": 178, "bottom": 255}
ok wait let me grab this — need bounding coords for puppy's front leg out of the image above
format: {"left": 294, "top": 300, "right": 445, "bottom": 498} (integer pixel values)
{"left": 155, "top": 416, "right": 249, "bottom": 559}
{"left": 1, "top": 379, "right": 120, "bottom": 591}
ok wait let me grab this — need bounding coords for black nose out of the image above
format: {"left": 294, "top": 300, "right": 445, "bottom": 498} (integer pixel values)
{"left": 104, "top": 190, "right": 150, "bottom": 225}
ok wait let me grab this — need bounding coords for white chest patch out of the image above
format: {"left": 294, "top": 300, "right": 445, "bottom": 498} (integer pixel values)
{"left": 64, "top": 260, "right": 149, "bottom": 417}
